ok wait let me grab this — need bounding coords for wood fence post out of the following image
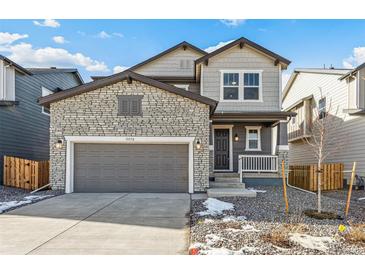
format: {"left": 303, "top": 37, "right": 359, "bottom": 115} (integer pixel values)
{"left": 282, "top": 160, "right": 289, "bottom": 214}
{"left": 345, "top": 162, "right": 357, "bottom": 218}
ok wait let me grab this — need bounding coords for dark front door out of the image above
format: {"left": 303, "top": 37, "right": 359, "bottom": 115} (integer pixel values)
{"left": 214, "top": 129, "right": 230, "bottom": 170}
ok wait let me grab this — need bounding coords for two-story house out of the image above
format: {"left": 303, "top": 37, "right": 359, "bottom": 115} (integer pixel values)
{"left": 282, "top": 66, "right": 365, "bottom": 184}
{"left": 39, "top": 37, "right": 294, "bottom": 196}
{"left": 0, "top": 55, "right": 83, "bottom": 184}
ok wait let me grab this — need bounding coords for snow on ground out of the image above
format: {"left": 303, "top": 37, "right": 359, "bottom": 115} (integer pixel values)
{"left": 222, "top": 215, "right": 247, "bottom": 222}
{"left": 0, "top": 200, "right": 32, "bottom": 213}
{"left": 24, "top": 195, "right": 54, "bottom": 201}
{"left": 197, "top": 198, "right": 234, "bottom": 216}
{"left": 247, "top": 187, "right": 267, "bottom": 193}
{"left": 289, "top": 233, "right": 334, "bottom": 252}
{"left": 0, "top": 194, "right": 54, "bottom": 213}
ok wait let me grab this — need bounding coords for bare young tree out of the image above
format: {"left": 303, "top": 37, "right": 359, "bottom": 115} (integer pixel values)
{"left": 304, "top": 88, "right": 344, "bottom": 213}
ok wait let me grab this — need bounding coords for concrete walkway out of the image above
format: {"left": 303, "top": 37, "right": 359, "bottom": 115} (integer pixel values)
{"left": 0, "top": 193, "right": 190, "bottom": 255}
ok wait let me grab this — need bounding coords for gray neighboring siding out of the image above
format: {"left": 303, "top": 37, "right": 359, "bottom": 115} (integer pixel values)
{"left": 0, "top": 72, "right": 81, "bottom": 184}
{"left": 202, "top": 45, "right": 281, "bottom": 112}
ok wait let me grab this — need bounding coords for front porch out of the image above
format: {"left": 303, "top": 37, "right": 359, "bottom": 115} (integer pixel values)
{"left": 209, "top": 112, "right": 293, "bottom": 189}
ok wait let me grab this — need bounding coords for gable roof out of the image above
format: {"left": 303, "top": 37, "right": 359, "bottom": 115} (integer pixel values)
{"left": 195, "top": 37, "right": 291, "bottom": 67}
{"left": 27, "top": 67, "right": 84, "bottom": 84}
{"left": 339, "top": 62, "right": 365, "bottom": 80}
{"left": 128, "top": 41, "right": 207, "bottom": 71}
{"left": 38, "top": 70, "right": 217, "bottom": 113}
{"left": 0, "top": 55, "right": 32, "bottom": 75}
{"left": 282, "top": 68, "right": 351, "bottom": 101}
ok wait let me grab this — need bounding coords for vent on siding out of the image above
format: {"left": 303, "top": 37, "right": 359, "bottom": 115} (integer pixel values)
{"left": 180, "top": 59, "right": 192, "bottom": 69}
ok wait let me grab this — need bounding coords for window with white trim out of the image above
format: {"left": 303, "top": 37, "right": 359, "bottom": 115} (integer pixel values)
{"left": 244, "top": 73, "right": 260, "bottom": 100}
{"left": 220, "top": 70, "right": 262, "bottom": 102}
{"left": 318, "top": 97, "right": 326, "bottom": 119}
{"left": 245, "top": 126, "right": 261, "bottom": 151}
{"left": 41, "top": 87, "right": 54, "bottom": 115}
{"left": 222, "top": 72, "right": 239, "bottom": 100}
{"left": 0, "top": 62, "right": 16, "bottom": 101}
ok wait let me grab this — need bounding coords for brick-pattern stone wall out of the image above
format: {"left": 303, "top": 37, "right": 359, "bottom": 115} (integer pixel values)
{"left": 50, "top": 80, "right": 210, "bottom": 192}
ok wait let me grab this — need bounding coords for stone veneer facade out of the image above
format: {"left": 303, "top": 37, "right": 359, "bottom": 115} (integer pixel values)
{"left": 49, "top": 79, "right": 210, "bottom": 192}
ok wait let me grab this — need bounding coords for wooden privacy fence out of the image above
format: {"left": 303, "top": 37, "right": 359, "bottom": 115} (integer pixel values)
{"left": 3, "top": 156, "right": 49, "bottom": 190}
{"left": 288, "top": 163, "right": 344, "bottom": 191}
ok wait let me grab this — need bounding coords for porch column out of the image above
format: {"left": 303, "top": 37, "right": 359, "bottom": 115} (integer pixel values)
{"left": 209, "top": 120, "right": 214, "bottom": 179}
{"left": 276, "top": 121, "right": 289, "bottom": 177}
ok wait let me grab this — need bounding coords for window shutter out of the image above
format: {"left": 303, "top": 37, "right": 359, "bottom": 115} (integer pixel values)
{"left": 118, "top": 95, "right": 143, "bottom": 116}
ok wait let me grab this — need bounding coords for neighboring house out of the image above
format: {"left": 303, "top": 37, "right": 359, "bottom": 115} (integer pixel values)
{"left": 0, "top": 55, "right": 83, "bottom": 184}
{"left": 282, "top": 66, "right": 365, "bottom": 183}
{"left": 39, "top": 38, "right": 294, "bottom": 194}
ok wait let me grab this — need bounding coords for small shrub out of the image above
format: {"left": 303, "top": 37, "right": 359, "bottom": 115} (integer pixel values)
{"left": 261, "top": 224, "right": 308, "bottom": 248}
{"left": 344, "top": 224, "right": 365, "bottom": 246}
{"left": 217, "top": 222, "right": 242, "bottom": 230}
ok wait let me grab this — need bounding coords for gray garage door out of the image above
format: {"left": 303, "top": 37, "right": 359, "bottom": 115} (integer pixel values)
{"left": 74, "top": 143, "right": 189, "bottom": 193}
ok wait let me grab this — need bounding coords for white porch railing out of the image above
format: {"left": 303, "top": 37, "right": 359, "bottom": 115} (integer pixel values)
{"left": 239, "top": 155, "right": 278, "bottom": 182}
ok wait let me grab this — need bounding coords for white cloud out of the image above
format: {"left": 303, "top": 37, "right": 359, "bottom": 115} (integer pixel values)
{"left": 96, "top": 31, "right": 112, "bottom": 39}
{"left": 282, "top": 72, "right": 291, "bottom": 91}
{"left": 343, "top": 47, "right": 365, "bottom": 69}
{"left": 204, "top": 40, "right": 234, "bottom": 53}
{"left": 96, "top": 31, "right": 124, "bottom": 39}
{"left": 220, "top": 19, "right": 246, "bottom": 27}
{"left": 112, "top": 32, "right": 124, "bottom": 38}
{"left": 33, "top": 19, "right": 60, "bottom": 28}
{"left": 52, "top": 36, "right": 68, "bottom": 44}
{"left": 4, "top": 42, "right": 108, "bottom": 72}
{"left": 0, "top": 32, "right": 28, "bottom": 45}
{"left": 113, "top": 65, "right": 129, "bottom": 74}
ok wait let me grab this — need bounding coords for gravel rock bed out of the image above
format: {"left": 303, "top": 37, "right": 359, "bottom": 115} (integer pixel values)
{"left": 0, "top": 185, "right": 63, "bottom": 213}
{"left": 190, "top": 186, "right": 365, "bottom": 255}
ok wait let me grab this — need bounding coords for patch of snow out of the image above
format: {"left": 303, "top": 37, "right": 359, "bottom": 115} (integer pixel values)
{"left": 222, "top": 215, "right": 247, "bottom": 222}
{"left": 24, "top": 195, "right": 53, "bottom": 201}
{"left": 289, "top": 233, "right": 334, "bottom": 252}
{"left": 225, "top": 224, "right": 260, "bottom": 233}
{"left": 205, "top": 234, "right": 222, "bottom": 245}
{"left": 197, "top": 198, "right": 234, "bottom": 216}
{"left": 0, "top": 200, "right": 32, "bottom": 213}
{"left": 247, "top": 187, "right": 267, "bottom": 193}
{"left": 203, "top": 218, "right": 215, "bottom": 224}
{"left": 190, "top": 242, "right": 256, "bottom": 255}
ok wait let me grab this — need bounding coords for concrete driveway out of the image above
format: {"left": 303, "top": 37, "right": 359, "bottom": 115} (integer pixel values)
{"left": 0, "top": 193, "right": 190, "bottom": 255}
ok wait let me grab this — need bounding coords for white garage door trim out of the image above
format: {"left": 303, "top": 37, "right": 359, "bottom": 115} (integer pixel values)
{"left": 65, "top": 136, "right": 195, "bottom": 194}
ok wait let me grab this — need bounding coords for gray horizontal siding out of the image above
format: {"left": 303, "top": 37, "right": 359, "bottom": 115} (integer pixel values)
{"left": 202, "top": 45, "right": 281, "bottom": 112}
{"left": 0, "top": 71, "right": 81, "bottom": 184}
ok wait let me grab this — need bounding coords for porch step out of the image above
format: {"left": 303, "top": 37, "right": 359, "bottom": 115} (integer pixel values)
{"left": 242, "top": 173, "right": 280, "bottom": 178}
{"left": 207, "top": 188, "right": 257, "bottom": 198}
{"left": 210, "top": 181, "right": 245, "bottom": 189}
{"left": 214, "top": 172, "right": 240, "bottom": 178}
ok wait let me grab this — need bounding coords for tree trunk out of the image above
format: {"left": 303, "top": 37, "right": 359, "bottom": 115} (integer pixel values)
{"left": 317, "top": 161, "right": 322, "bottom": 213}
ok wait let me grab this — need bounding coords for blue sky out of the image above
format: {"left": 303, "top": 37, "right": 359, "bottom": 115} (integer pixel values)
{"left": 1, "top": 19, "right": 365, "bottom": 84}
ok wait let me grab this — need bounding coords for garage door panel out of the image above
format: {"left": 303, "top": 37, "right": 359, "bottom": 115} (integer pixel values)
{"left": 74, "top": 143, "right": 188, "bottom": 193}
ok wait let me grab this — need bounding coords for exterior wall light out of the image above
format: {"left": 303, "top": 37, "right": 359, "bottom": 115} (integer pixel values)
{"left": 196, "top": 139, "right": 202, "bottom": 150}
{"left": 234, "top": 134, "right": 239, "bottom": 142}
{"left": 55, "top": 139, "right": 64, "bottom": 149}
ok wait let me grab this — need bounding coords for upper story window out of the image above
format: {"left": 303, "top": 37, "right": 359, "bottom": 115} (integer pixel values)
{"left": 245, "top": 126, "right": 262, "bottom": 151}
{"left": 220, "top": 70, "right": 262, "bottom": 102}
{"left": 0, "top": 63, "right": 16, "bottom": 101}
{"left": 244, "top": 73, "right": 260, "bottom": 100}
{"left": 223, "top": 73, "right": 239, "bottom": 100}
{"left": 318, "top": 97, "right": 326, "bottom": 119}
{"left": 41, "top": 87, "right": 54, "bottom": 115}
